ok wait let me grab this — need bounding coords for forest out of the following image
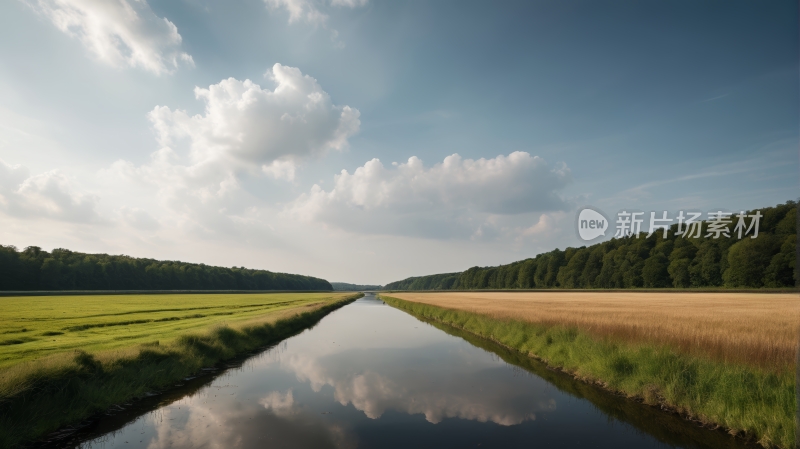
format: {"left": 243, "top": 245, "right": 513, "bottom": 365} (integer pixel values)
{"left": 331, "top": 282, "right": 383, "bottom": 291}
{"left": 384, "top": 201, "right": 797, "bottom": 291}
{"left": 0, "top": 246, "right": 332, "bottom": 291}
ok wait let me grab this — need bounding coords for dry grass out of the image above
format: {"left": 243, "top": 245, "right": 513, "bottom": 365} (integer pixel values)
{"left": 381, "top": 293, "right": 795, "bottom": 448}
{"left": 387, "top": 292, "right": 800, "bottom": 372}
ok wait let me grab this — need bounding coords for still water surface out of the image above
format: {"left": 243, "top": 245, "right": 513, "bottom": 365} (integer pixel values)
{"left": 68, "top": 294, "right": 751, "bottom": 449}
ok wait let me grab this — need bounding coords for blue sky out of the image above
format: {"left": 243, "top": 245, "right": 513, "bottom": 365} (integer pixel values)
{"left": 0, "top": 0, "right": 796, "bottom": 284}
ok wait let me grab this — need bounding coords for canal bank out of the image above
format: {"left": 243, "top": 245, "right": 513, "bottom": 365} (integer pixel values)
{"left": 28, "top": 294, "right": 765, "bottom": 449}
{"left": 1, "top": 293, "right": 362, "bottom": 448}
{"left": 379, "top": 294, "right": 793, "bottom": 449}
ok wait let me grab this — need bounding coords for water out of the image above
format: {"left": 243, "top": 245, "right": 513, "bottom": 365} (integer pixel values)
{"left": 62, "top": 295, "right": 752, "bottom": 449}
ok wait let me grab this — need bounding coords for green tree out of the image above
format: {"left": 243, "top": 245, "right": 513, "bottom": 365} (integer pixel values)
{"left": 762, "top": 235, "right": 796, "bottom": 287}
{"left": 39, "top": 258, "right": 63, "bottom": 290}
{"left": 723, "top": 235, "right": 782, "bottom": 287}
{"left": 557, "top": 248, "right": 589, "bottom": 288}
{"left": 642, "top": 253, "right": 669, "bottom": 288}
{"left": 381, "top": 200, "right": 796, "bottom": 291}
{"left": 667, "top": 258, "right": 691, "bottom": 288}
{"left": 579, "top": 246, "right": 605, "bottom": 288}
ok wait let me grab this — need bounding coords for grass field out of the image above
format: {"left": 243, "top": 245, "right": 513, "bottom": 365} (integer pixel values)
{"left": 0, "top": 292, "right": 353, "bottom": 369}
{"left": 384, "top": 291, "right": 799, "bottom": 371}
{"left": 0, "top": 292, "right": 361, "bottom": 447}
{"left": 380, "top": 292, "right": 797, "bottom": 449}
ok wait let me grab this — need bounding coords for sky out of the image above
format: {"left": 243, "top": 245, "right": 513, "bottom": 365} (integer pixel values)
{"left": 0, "top": 0, "right": 797, "bottom": 285}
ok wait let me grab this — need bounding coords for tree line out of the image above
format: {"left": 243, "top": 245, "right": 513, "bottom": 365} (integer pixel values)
{"left": 0, "top": 246, "right": 333, "bottom": 291}
{"left": 331, "top": 282, "right": 383, "bottom": 291}
{"left": 383, "top": 200, "right": 797, "bottom": 291}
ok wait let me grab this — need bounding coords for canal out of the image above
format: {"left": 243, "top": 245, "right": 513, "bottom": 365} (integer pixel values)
{"left": 64, "top": 294, "right": 752, "bottom": 449}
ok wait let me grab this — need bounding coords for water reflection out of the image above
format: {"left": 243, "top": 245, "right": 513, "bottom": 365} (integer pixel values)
{"left": 281, "top": 349, "right": 557, "bottom": 425}
{"left": 139, "top": 390, "right": 355, "bottom": 449}
{"left": 58, "top": 294, "right": 755, "bottom": 449}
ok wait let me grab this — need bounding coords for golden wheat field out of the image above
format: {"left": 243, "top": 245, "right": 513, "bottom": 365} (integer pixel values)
{"left": 387, "top": 291, "right": 800, "bottom": 371}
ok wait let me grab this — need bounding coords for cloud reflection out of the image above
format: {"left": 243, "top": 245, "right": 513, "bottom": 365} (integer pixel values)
{"left": 134, "top": 389, "right": 356, "bottom": 449}
{"left": 259, "top": 389, "right": 298, "bottom": 417}
{"left": 283, "top": 350, "right": 557, "bottom": 425}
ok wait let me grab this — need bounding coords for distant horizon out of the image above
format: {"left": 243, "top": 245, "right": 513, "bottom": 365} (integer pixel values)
{"left": 2, "top": 196, "right": 794, "bottom": 288}
{"left": 1, "top": 1, "right": 796, "bottom": 285}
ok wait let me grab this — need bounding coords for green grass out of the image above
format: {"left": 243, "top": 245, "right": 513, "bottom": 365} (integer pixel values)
{"left": 0, "top": 292, "right": 354, "bottom": 369}
{"left": 0, "top": 292, "right": 363, "bottom": 448}
{"left": 422, "top": 315, "right": 765, "bottom": 449}
{"left": 379, "top": 294, "right": 795, "bottom": 449}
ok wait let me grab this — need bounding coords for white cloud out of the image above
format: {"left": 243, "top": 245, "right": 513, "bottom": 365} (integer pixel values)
{"left": 0, "top": 159, "right": 30, "bottom": 191}
{"left": 264, "top": 0, "right": 368, "bottom": 47}
{"left": 265, "top": 0, "right": 369, "bottom": 24}
{"left": 100, "top": 64, "right": 359, "bottom": 233}
{"left": 286, "top": 152, "right": 572, "bottom": 239}
{"left": 262, "top": 159, "right": 298, "bottom": 181}
{"left": 330, "top": 0, "right": 368, "bottom": 7}
{"left": 27, "top": 0, "right": 194, "bottom": 75}
{"left": 515, "top": 211, "right": 567, "bottom": 240}
{"left": 0, "top": 159, "right": 100, "bottom": 223}
{"left": 148, "top": 64, "right": 359, "bottom": 169}
{"left": 117, "top": 206, "right": 160, "bottom": 230}
{"left": 265, "top": 0, "right": 328, "bottom": 25}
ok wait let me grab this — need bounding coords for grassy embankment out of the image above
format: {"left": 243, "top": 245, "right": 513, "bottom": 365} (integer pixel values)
{"left": 0, "top": 292, "right": 363, "bottom": 448}
{"left": 379, "top": 292, "right": 797, "bottom": 449}
{"left": 421, "top": 315, "right": 762, "bottom": 449}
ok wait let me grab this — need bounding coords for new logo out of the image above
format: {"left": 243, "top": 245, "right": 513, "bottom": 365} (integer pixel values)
{"left": 576, "top": 207, "right": 609, "bottom": 242}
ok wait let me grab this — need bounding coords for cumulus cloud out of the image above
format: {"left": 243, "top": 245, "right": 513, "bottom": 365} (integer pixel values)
{"left": 148, "top": 64, "right": 360, "bottom": 168}
{"left": 286, "top": 152, "right": 571, "bottom": 239}
{"left": 100, "top": 64, "right": 359, "bottom": 232}
{"left": 0, "top": 159, "right": 100, "bottom": 223}
{"left": 26, "top": 0, "right": 194, "bottom": 75}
